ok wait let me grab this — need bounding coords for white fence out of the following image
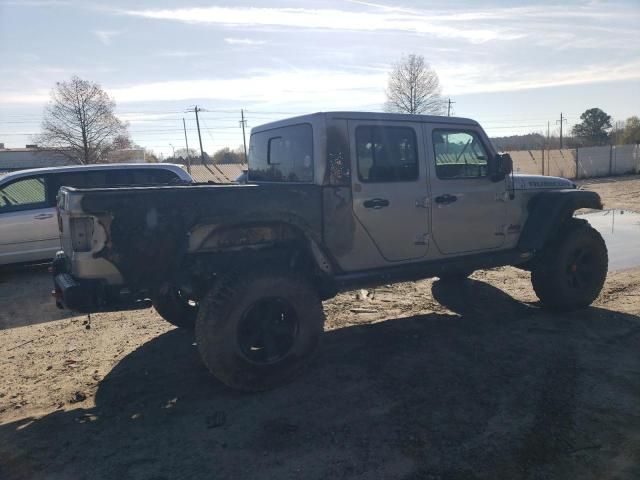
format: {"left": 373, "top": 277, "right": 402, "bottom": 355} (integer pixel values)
{"left": 509, "top": 144, "right": 640, "bottom": 179}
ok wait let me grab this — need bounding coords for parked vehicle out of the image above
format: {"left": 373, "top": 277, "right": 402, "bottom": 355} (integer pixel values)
{"left": 52, "top": 112, "right": 607, "bottom": 391}
{"left": 0, "top": 163, "right": 191, "bottom": 266}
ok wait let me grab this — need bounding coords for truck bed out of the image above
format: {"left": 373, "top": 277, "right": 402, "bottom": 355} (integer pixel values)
{"left": 58, "top": 183, "right": 324, "bottom": 290}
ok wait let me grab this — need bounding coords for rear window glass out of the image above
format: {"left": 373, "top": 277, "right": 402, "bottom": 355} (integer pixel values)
{"left": 248, "top": 124, "right": 313, "bottom": 182}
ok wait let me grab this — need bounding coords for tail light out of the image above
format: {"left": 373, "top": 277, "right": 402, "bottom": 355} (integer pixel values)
{"left": 70, "top": 217, "right": 94, "bottom": 252}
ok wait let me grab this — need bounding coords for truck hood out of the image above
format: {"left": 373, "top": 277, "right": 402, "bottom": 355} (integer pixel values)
{"left": 512, "top": 174, "right": 575, "bottom": 191}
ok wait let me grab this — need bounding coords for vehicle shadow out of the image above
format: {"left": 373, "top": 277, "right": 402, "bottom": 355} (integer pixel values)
{"left": 1, "top": 280, "right": 639, "bottom": 480}
{"left": 0, "top": 264, "right": 74, "bottom": 330}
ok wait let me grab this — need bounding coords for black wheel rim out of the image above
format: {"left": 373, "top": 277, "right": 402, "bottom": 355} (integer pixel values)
{"left": 176, "top": 289, "right": 198, "bottom": 310}
{"left": 237, "top": 297, "right": 299, "bottom": 365}
{"left": 565, "top": 247, "right": 595, "bottom": 290}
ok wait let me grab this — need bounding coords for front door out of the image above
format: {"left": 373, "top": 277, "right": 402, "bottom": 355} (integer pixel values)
{"left": 425, "top": 125, "right": 507, "bottom": 255}
{"left": 350, "top": 121, "right": 430, "bottom": 262}
{"left": 0, "top": 175, "right": 58, "bottom": 265}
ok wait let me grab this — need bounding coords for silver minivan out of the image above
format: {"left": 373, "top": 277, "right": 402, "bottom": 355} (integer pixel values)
{"left": 0, "top": 163, "right": 192, "bottom": 266}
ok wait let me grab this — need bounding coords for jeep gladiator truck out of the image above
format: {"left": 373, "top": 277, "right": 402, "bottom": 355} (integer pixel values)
{"left": 53, "top": 112, "right": 607, "bottom": 391}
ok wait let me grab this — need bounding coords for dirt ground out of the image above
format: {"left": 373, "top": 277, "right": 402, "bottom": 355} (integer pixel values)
{"left": 577, "top": 173, "right": 640, "bottom": 212}
{"left": 1, "top": 175, "right": 639, "bottom": 479}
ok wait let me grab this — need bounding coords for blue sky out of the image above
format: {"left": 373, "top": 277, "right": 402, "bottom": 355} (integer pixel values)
{"left": 1, "top": 0, "right": 639, "bottom": 156}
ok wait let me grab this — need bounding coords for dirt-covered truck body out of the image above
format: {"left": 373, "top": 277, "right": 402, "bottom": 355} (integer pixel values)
{"left": 53, "top": 112, "right": 607, "bottom": 391}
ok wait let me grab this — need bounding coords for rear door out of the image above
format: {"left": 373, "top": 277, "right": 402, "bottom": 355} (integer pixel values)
{"left": 425, "top": 125, "right": 507, "bottom": 254}
{"left": 349, "top": 121, "right": 430, "bottom": 262}
{"left": 0, "top": 175, "right": 58, "bottom": 265}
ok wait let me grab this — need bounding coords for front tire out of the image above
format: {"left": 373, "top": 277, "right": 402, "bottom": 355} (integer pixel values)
{"left": 531, "top": 219, "right": 608, "bottom": 311}
{"left": 195, "top": 270, "right": 325, "bottom": 391}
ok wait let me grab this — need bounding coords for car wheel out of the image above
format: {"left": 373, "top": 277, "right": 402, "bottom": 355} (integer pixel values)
{"left": 531, "top": 218, "right": 608, "bottom": 311}
{"left": 195, "top": 269, "right": 325, "bottom": 391}
{"left": 153, "top": 286, "right": 198, "bottom": 329}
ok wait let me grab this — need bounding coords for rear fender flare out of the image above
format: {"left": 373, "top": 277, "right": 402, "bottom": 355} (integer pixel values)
{"left": 191, "top": 221, "right": 336, "bottom": 275}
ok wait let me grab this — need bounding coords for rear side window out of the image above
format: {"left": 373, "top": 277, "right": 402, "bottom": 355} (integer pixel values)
{"left": 249, "top": 124, "right": 313, "bottom": 182}
{"left": 0, "top": 176, "right": 47, "bottom": 211}
{"left": 356, "top": 126, "right": 418, "bottom": 182}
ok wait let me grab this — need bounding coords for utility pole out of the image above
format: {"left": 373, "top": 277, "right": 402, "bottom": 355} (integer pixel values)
{"left": 544, "top": 120, "right": 550, "bottom": 176}
{"left": 186, "top": 105, "right": 206, "bottom": 164}
{"left": 556, "top": 112, "right": 567, "bottom": 149}
{"left": 447, "top": 98, "right": 456, "bottom": 117}
{"left": 182, "top": 117, "right": 191, "bottom": 174}
{"left": 240, "top": 109, "right": 248, "bottom": 162}
{"left": 193, "top": 106, "right": 205, "bottom": 163}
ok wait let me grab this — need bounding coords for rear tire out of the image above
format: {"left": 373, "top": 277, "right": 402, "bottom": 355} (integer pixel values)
{"left": 153, "top": 286, "right": 198, "bottom": 329}
{"left": 531, "top": 218, "right": 608, "bottom": 311}
{"left": 195, "top": 270, "right": 325, "bottom": 391}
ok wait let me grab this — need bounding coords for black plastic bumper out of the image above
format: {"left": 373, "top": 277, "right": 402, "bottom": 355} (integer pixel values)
{"left": 53, "top": 272, "right": 99, "bottom": 312}
{"left": 52, "top": 252, "right": 151, "bottom": 313}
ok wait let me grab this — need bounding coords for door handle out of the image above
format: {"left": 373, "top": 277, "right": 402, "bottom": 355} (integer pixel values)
{"left": 363, "top": 198, "right": 390, "bottom": 209}
{"left": 34, "top": 213, "right": 54, "bottom": 220}
{"left": 434, "top": 194, "right": 457, "bottom": 205}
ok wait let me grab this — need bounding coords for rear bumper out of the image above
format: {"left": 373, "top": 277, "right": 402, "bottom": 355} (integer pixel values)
{"left": 53, "top": 272, "right": 98, "bottom": 312}
{"left": 52, "top": 252, "right": 151, "bottom": 313}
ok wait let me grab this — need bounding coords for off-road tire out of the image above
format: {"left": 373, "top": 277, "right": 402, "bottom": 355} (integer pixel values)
{"left": 531, "top": 218, "right": 608, "bottom": 311}
{"left": 153, "top": 287, "right": 198, "bottom": 329}
{"left": 195, "top": 270, "right": 325, "bottom": 391}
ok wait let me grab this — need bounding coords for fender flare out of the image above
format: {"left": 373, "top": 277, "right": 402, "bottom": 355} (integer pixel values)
{"left": 517, "top": 189, "right": 603, "bottom": 251}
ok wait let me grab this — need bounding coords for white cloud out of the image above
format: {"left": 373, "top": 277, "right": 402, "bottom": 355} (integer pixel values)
{"left": 224, "top": 38, "right": 266, "bottom": 46}
{"left": 0, "top": 90, "right": 49, "bottom": 104}
{"left": 3, "top": 58, "right": 639, "bottom": 108}
{"left": 108, "top": 60, "right": 640, "bottom": 105}
{"left": 439, "top": 60, "right": 640, "bottom": 95}
{"left": 122, "top": 6, "right": 521, "bottom": 44}
{"left": 2, "top": 1, "right": 70, "bottom": 6}
{"left": 94, "top": 30, "right": 120, "bottom": 46}
{"left": 154, "top": 51, "right": 203, "bottom": 58}
{"left": 106, "top": 70, "right": 388, "bottom": 107}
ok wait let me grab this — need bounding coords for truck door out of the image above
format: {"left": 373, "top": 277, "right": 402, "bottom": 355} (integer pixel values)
{"left": 349, "top": 121, "right": 430, "bottom": 262}
{"left": 425, "top": 125, "right": 507, "bottom": 254}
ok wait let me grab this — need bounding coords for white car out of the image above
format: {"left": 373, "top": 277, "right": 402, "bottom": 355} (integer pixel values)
{"left": 0, "top": 163, "right": 192, "bottom": 266}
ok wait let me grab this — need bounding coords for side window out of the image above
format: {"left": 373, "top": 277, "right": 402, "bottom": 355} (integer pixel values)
{"left": 433, "top": 130, "right": 489, "bottom": 179}
{"left": 249, "top": 124, "right": 313, "bottom": 182}
{"left": 356, "top": 126, "right": 418, "bottom": 183}
{"left": 49, "top": 172, "right": 109, "bottom": 204}
{"left": 0, "top": 176, "right": 47, "bottom": 211}
{"left": 105, "top": 170, "right": 133, "bottom": 185}
{"left": 130, "top": 169, "right": 178, "bottom": 184}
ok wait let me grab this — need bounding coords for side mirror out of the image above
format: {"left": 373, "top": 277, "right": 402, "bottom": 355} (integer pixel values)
{"left": 491, "top": 152, "right": 513, "bottom": 181}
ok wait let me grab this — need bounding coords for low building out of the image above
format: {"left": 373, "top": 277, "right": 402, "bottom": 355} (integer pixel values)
{"left": 0, "top": 144, "right": 146, "bottom": 173}
{"left": 0, "top": 145, "right": 72, "bottom": 173}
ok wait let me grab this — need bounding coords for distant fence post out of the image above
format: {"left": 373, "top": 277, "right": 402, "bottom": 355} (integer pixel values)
{"left": 609, "top": 144, "right": 613, "bottom": 176}
{"left": 575, "top": 148, "right": 579, "bottom": 179}
{"left": 541, "top": 148, "right": 545, "bottom": 175}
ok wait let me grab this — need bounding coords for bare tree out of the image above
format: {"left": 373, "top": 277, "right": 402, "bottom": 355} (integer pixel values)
{"left": 385, "top": 54, "right": 445, "bottom": 115}
{"left": 38, "top": 76, "right": 128, "bottom": 164}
